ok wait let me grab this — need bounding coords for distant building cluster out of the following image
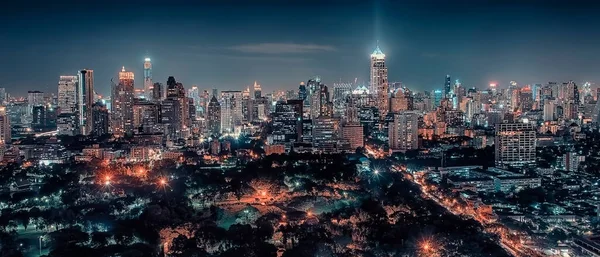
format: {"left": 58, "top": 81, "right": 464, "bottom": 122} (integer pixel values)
{"left": 0, "top": 42, "right": 595, "bottom": 172}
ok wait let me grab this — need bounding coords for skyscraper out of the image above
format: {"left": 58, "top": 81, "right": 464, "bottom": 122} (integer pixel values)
{"left": 152, "top": 82, "right": 163, "bottom": 102}
{"left": 495, "top": 122, "right": 536, "bottom": 168}
{"left": 57, "top": 76, "right": 78, "bottom": 115}
{"left": 162, "top": 76, "right": 189, "bottom": 139}
{"left": 111, "top": 67, "right": 135, "bottom": 136}
{"left": 220, "top": 91, "right": 242, "bottom": 134}
{"left": 91, "top": 101, "right": 109, "bottom": 137}
{"left": 144, "top": 58, "right": 152, "bottom": 99}
{"left": 298, "top": 82, "right": 307, "bottom": 102}
{"left": 0, "top": 106, "right": 10, "bottom": 144}
{"left": 370, "top": 43, "right": 388, "bottom": 118}
{"left": 253, "top": 81, "right": 262, "bottom": 99}
{"left": 312, "top": 116, "right": 339, "bottom": 152}
{"left": 388, "top": 111, "right": 419, "bottom": 152}
{"left": 133, "top": 98, "right": 161, "bottom": 134}
{"left": 78, "top": 69, "right": 94, "bottom": 135}
{"left": 207, "top": 95, "right": 221, "bottom": 137}
{"left": 272, "top": 100, "right": 302, "bottom": 146}
{"left": 444, "top": 75, "right": 451, "bottom": 98}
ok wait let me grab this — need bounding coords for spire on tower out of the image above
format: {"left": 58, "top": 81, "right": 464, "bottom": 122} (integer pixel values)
{"left": 122, "top": 66, "right": 125, "bottom": 72}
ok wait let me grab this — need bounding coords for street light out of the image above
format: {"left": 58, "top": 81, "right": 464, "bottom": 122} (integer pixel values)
{"left": 39, "top": 235, "right": 44, "bottom": 256}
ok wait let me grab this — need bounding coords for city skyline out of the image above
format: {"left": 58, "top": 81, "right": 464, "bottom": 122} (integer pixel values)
{"left": 2, "top": 0, "right": 600, "bottom": 96}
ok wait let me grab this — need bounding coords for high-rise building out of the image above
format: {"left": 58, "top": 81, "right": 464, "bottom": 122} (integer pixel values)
{"left": 111, "top": 67, "right": 135, "bottom": 136}
{"left": 91, "top": 101, "right": 109, "bottom": 137}
{"left": 495, "top": 122, "right": 536, "bottom": 168}
{"left": 342, "top": 124, "right": 364, "bottom": 150}
{"left": 388, "top": 111, "right": 419, "bottom": 152}
{"left": 144, "top": 58, "right": 152, "bottom": 99}
{"left": 27, "top": 91, "right": 44, "bottom": 124}
{"left": 242, "top": 88, "right": 253, "bottom": 123}
{"left": 312, "top": 116, "right": 339, "bottom": 152}
{"left": 162, "top": 76, "right": 189, "bottom": 139}
{"left": 78, "top": 69, "right": 94, "bottom": 135}
{"left": 188, "top": 86, "right": 201, "bottom": 113}
{"left": 0, "top": 88, "right": 6, "bottom": 105}
{"left": 433, "top": 90, "right": 443, "bottom": 108}
{"left": 253, "top": 81, "right": 262, "bottom": 99}
{"left": 370, "top": 43, "right": 389, "bottom": 118}
{"left": 206, "top": 95, "right": 221, "bottom": 137}
{"left": 58, "top": 76, "right": 78, "bottom": 115}
{"left": 133, "top": 99, "right": 161, "bottom": 134}
{"left": 519, "top": 86, "right": 534, "bottom": 112}
{"left": 444, "top": 75, "right": 451, "bottom": 98}
{"left": 271, "top": 100, "right": 302, "bottom": 146}
{"left": 298, "top": 82, "right": 307, "bottom": 102}
{"left": 219, "top": 91, "right": 242, "bottom": 134}
{"left": 0, "top": 106, "right": 10, "bottom": 144}
{"left": 152, "top": 82, "right": 163, "bottom": 102}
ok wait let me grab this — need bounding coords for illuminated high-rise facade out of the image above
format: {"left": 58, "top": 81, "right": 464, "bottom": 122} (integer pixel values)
{"left": 111, "top": 67, "right": 135, "bottom": 136}
{"left": 144, "top": 58, "right": 153, "bottom": 99}
{"left": 78, "top": 69, "right": 94, "bottom": 135}
{"left": 495, "top": 122, "right": 536, "bottom": 168}
{"left": 253, "top": 81, "right": 262, "bottom": 99}
{"left": 444, "top": 75, "right": 451, "bottom": 98}
{"left": 57, "top": 76, "right": 78, "bottom": 115}
{"left": 370, "top": 43, "right": 388, "bottom": 118}
{"left": 0, "top": 106, "right": 10, "bottom": 144}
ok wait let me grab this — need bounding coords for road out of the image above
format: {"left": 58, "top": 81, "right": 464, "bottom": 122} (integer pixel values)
{"left": 367, "top": 146, "right": 545, "bottom": 257}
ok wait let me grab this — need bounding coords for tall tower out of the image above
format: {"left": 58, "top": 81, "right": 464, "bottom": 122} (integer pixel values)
{"left": 370, "top": 42, "right": 388, "bottom": 118}
{"left": 444, "top": 75, "right": 451, "bottom": 98}
{"left": 253, "top": 81, "right": 262, "bottom": 99}
{"left": 144, "top": 58, "right": 153, "bottom": 99}
{"left": 0, "top": 106, "right": 10, "bottom": 144}
{"left": 78, "top": 69, "right": 94, "bottom": 135}
{"left": 112, "top": 66, "right": 135, "bottom": 136}
{"left": 207, "top": 95, "right": 221, "bottom": 136}
{"left": 57, "top": 76, "right": 78, "bottom": 114}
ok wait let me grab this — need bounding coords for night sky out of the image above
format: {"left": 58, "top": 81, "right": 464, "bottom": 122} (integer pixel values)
{"left": 1, "top": 0, "right": 599, "bottom": 97}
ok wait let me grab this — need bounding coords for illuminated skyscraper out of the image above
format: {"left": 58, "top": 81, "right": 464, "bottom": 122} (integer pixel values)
{"left": 433, "top": 90, "right": 443, "bottom": 108}
{"left": 162, "top": 76, "right": 189, "bottom": 139}
{"left": 78, "top": 69, "right": 94, "bottom": 135}
{"left": 444, "top": 75, "right": 451, "bottom": 98}
{"left": 220, "top": 90, "right": 242, "bottom": 134}
{"left": 253, "top": 81, "right": 262, "bottom": 99}
{"left": 57, "top": 76, "right": 78, "bottom": 114}
{"left": 298, "top": 82, "right": 307, "bottom": 101}
{"left": 370, "top": 43, "right": 388, "bottom": 118}
{"left": 0, "top": 106, "right": 10, "bottom": 144}
{"left": 91, "top": 101, "right": 109, "bottom": 137}
{"left": 207, "top": 95, "right": 221, "bottom": 136}
{"left": 111, "top": 67, "right": 135, "bottom": 136}
{"left": 144, "top": 58, "right": 152, "bottom": 99}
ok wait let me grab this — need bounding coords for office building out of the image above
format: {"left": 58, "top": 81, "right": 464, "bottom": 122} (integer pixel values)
{"left": 206, "top": 95, "right": 221, "bottom": 137}
{"left": 495, "top": 122, "right": 536, "bottom": 168}
{"left": 152, "top": 82, "right": 163, "bottom": 102}
{"left": 78, "top": 69, "right": 94, "bottom": 135}
{"left": 58, "top": 76, "right": 78, "bottom": 115}
{"left": 312, "top": 116, "right": 339, "bottom": 152}
{"left": 388, "top": 111, "right": 419, "bottom": 152}
{"left": 272, "top": 100, "right": 302, "bottom": 146}
{"left": 111, "top": 67, "right": 135, "bottom": 136}
{"left": 370, "top": 44, "right": 389, "bottom": 118}
{"left": 0, "top": 106, "right": 10, "bottom": 144}
{"left": 144, "top": 58, "right": 152, "bottom": 99}
{"left": 91, "top": 101, "right": 109, "bottom": 137}
{"left": 133, "top": 99, "right": 161, "bottom": 134}
{"left": 342, "top": 124, "right": 364, "bottom": 150}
